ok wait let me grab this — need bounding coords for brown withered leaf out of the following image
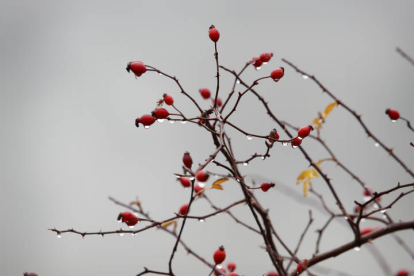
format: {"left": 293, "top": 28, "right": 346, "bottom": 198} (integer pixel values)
{"left": 161, "top": 219, "right": 177, "bottom": 232}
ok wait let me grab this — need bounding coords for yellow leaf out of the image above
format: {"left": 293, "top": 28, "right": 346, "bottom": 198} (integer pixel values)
{"left": 212, "top": 178, "right": 228, "bottom": 190}
{"left": 309, "top": 169, "right": 319, "bottom": 179}
{"left": 322, "top": 101, "right": 338, "bottom": 118}
{"left": 303, "top": 178, "right": 310, "bottom": 197}
{"left": 297, "top": 170, "right": 312, "bottom": 185}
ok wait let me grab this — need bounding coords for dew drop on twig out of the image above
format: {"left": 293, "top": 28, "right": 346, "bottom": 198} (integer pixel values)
{"left": 246, "top": 135, "right": 253, "bottom": 140}
{"left": 181, "top": 121, "right": 187, "bottom": 124}
{"left": 144, "top": 125, "right": 150, "bottom": 129}
{"left": 118, "top": 232, "right": 124, "bottom": 237}
{"left": 374, "top": 143, "right": 379, "bottom": 147}
{"left": 57, "top": 232, "right": 62, "bottom": 238}
{"left": 354, "top": 246, "right": 361, "bottom": 252}
{"left": 169, "top": 120, "right": 175, "bottom": 124}
{"left": 157, "top": 119, "right": 164, "bottom": 123}
{"left": 282, "top": 142, "right": 288, "bottom": 147}
{"left": 129, "top": 225, "right": 135, "bottom": 229}
{"left": 302, "top": 75, "right": 309, "bottom": 80}
{"left": 243, "top": 162, "right": 248, "bottom": 166}
{"left": 236, "top": 80, "right": 240, "bottom": 84}
{"left": 198, "top": 218, "right": 205, "bottom": 223}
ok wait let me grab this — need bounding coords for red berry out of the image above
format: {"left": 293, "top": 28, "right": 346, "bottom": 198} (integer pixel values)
{"left": 291, "top": 138, "right": 302, "bottom": 148}
{"left": 136, "top": 114, "right": 156, "bottom": 128}
{"left": 297, "top": 260, "right": 309, "bottom": 274}
{"left": 117, "top": 212, "right": 139, "bottom": 227}
{"left": 298, "top": 125, "right": 313, "bottom": 139}
{"left": 213, "top": 246, "right": 226, "bottom": 264}
{"left": 196, "top": 170, "right": 209, "bottom": 182}
{"left": 354, "top": 205, "right": 361, "bottom": 213}
{"left": 267, "top": 271, "right": 279, "bottom": 276}
{"left": 179, "top": 177, "right": 191, "bottom": 188}
{"left": 253, "top": 56, "right": 263, "bottom": 68}
{"left": 163, "top": 94, "right": 174, "bottom": 105}
{"left": 386, "top": 109, "right": 400, "bottom": 121}
{"left": 199, "top": 88, "right": 211, "bottom": 99}
{"left": 260, "top": 52, "right": 273, "bottom": 63}
{"left": 227, "top": 273, "right": 239, "bottom": 276}
{"left": 396, "top": 269, "right": 409, "bottom": 276}
{"left": 209, "top": 26, "right": 220, "bottom": 42}
{"left": 261, "top": 182, "right": 275, "bottom": 192}
{"left": 360, "top": 227, "right": 373, "bottom": 235}
{"left": 194, "top": 183, "right": 204, "bottom": 195}
{"left": 179, "top": 204, "right": 189, "bottom": 215}
{"left": 24, "top": 273, "right": 38, "bottom": 276}
{"left": 214, "top": 267, "right": 226, "bottom": 276}
{"left": 363, "top": 188, "right": 373, "bottom": 197}
{"left": 270, "top": 67, "right": 284, "bottom": 81}
{"left": 199, "top": 114, "right": 210, "bottom": 125}
{"left": 182, "top": 152, "right": 193, "bottom": 169}
{"left": 126, "top": 61, "right": 147, "bottom": 77}
{"left": 212, "top": 97, "right": 223, "bottom": 107}
{"left": 268, "top": 128, "right": 280, "bottom": 143}
{"left": 227, "top": 262, "right": 236, "bottom": 272}
{"left": 152, "top": 108, "right": 169, "bottom": 119}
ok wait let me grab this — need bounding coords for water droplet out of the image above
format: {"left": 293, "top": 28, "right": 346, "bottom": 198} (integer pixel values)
{"left": 214, "top": 174, "right": 219, "bottom": 178}
{"left": 381, "top": 209, "right": 386, "bottom": 214}
{"left": 261, "top": 156, "right": 265, "bottom": 160}
{"left": 117, "top": 218, "right": 122, "bottom": 223}
{"left": 189, "top": 177, "right": 195, "bottom": 180}
{"left": 302, "top": 75, "right": 309, "bottom": 80}
{"left": 374, "top": 143, "right": 379, "bottom": 147}
{"left": 159, "top": 73, "right": 163, "bottom": 76}
{"left": 198, "top": 218, "right": 205, "bottom": 223}
{"left": 236, "top": 178, "right": 240, "bottom": 182}
{"left": 181, "top": 121, "right": 187, "bottom": 124}
{"left": 282, "top": 142, "right": 288, "bottom": 147}
{"left": 236, "top": 80, "right": 240, "bottom": 84}
{"left": 57, "top": 232, "right": 62, "bottom": 238}
{"left": 131, "top": 232, "right": 137, "bottom": 236}
{"left": 169, "top": 120, "right": 175, "bottom": 124}
{"left": 292, "top": 145, "right": 298, "bottom": 149}
{"left": 255, "top": 67, "right": 261, "bottom": 71}
{"left": 144, "top": 125, "right": 150, "bottom": 129}
{"left": 217, "top": 264, "right": 223, "bottom": 269}
{"left": 246, "top": 135, "right": 253, "bottom": 140}
{"left": 298, "top": 137, "right": 303, "bottom": 140}
{"left": 361, "top": 218, "right": 366, "bottom": 223}
{"left": 100, "top": 233, "right": 104, "bottom": 238}
{"left": 157, "top": 119, "right": 164, "bottom": 123}
{"left": 263, "top": 62, "right": 268, "bottom": 65}
{"left": 354, "top": 246, "right": 360, "bottom": 252}
{"left": 344, "top": 216, "right": 348, "bottom": 220}
{"left": 243, "top": 162, "right": 248, "bottom": 166}
{"left": 391, "top": 120, "right": 396, "bottom": 123}
{"left": 137, "top": 220, "right": 141, "bottom": 224}
{"left": 198, "top": 183, "right": 206, "bottom": 188}
{"left": 363, "top": 196, "right": 371, "bottom": 202}
{"left": 118, "top": 232, "right": 124, "bottom": 237}
{"left": 129, "top": 225, "right": 135, "bottom": 229}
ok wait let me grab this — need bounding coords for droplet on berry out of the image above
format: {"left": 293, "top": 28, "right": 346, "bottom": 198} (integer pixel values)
{"left": 291, "top": 138, "right": 302, "bottom": 148}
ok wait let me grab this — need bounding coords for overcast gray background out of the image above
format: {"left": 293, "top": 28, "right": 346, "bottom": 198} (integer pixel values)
{"left": 2, "top": 1, "right": 414, "bottom": 276}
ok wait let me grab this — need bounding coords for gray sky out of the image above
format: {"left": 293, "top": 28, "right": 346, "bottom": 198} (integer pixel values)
{"left": 2, "top": 1, "right": 414, "bottom": 276}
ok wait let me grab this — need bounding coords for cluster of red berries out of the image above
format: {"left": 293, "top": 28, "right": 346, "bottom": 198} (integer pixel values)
{"left": 290, "top": 125, "right": 313, "bottom": 148}
{"left": 199, "top": 88, "right": 223, "bottom": 107}
{"left": 251, "top": 52, "right": 273, "bottom": 69}
{"left": 117, "top": 211, "right": 140, "bottom": 227}
{"left": 134, "top": 94, "right": 173, "bottom": 128}
{"left": 386, "top": 108, "right": 400, "bottom": 121}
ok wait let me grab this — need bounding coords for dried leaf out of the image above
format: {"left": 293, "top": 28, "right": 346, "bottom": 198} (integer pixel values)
{"left": 212, "top": 178, "right": 228, "bottom": 190}
{"left": 311, "top": 101, "right": 338, "bottom": 130}
{"left": 161, "top": 219, "right": 177, "bottom": 232}
{"left": 297, "top": 170, "right": 312, "bottom": 185}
